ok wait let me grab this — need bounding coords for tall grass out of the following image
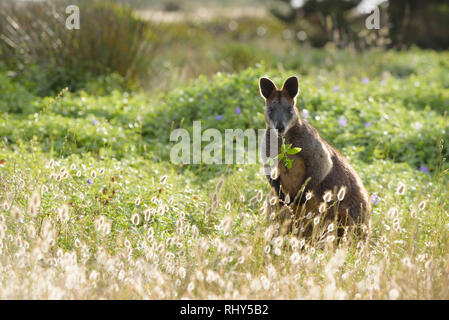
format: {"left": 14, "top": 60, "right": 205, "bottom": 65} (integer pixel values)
{"left": 0, "top": 0, "right": 159, "bottom": 94}
{"left": 0, "top": 151, "right": 448, "bottom": 299}
{"left": 0, "top": 2, "right": 448, "bottom": 299}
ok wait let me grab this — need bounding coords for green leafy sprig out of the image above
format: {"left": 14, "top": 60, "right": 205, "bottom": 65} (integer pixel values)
{"left": 267, "top": 137, "right": 302, "bottom": 169}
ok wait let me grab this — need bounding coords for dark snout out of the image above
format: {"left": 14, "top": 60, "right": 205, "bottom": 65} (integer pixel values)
{"left": 275, "top": 122, "right": 285, "bottom": 134}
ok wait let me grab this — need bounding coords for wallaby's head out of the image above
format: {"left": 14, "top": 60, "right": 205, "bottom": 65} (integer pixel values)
{"left": 259, "top": 76, "right": 299, "bottom": 135}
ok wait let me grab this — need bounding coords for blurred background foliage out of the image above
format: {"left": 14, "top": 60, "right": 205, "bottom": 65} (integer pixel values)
{"left": 0, "top": 0, "right": 448, "bottom": 96}
{"left": 0, "top": 0, "right": 158, "bottom": 95}
{"left": 0, "top": 0, "right": 447, "bottom": 212}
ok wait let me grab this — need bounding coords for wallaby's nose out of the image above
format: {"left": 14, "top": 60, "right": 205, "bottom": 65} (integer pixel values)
{"left": 275, "top": 123, "right": 285, "bottom": 134}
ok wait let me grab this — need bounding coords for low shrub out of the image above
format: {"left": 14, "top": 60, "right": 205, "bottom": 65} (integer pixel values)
{"left": 0, "top": 0, "right": 159, "bottom": 95}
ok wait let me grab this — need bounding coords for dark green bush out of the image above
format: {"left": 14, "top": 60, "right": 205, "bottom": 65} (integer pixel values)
{"left": 0, "top": 71, "right": 36, "bottom": 114}
{"left": 145, "top": 56, "right": 448, "bottom": 172}
{"left": 1, "top": 49, "right": 447, "bottom": 173}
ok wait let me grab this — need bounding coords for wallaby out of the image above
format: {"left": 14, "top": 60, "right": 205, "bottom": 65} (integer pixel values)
{"left": 259, "top": 76, "right": 371, "bottom": 239}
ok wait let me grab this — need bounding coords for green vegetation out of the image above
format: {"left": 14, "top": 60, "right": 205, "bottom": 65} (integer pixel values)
{"left": 0, "top": 1, "right": 448, "bottom": 300}
{"left": 1, "top": 47, "right": 448, "bottom": 299}
{"left": 271, "top": 138, "right": 302, "bottom": 169}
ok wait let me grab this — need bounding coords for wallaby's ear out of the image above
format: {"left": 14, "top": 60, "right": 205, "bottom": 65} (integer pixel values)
{"left": 282, "top": 76, "right": 299, "bottom": 99}
{"left": 259, "top": 77, "right": 276, "bottom": 100}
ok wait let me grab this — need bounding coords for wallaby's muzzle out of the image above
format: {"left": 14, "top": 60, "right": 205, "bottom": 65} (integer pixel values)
{"left": 275, "top": 122, "right": 285, "bottom": 134}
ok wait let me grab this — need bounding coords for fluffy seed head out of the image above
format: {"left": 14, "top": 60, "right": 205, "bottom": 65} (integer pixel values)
{"left": 103, "top": 222, "right": 111, "bottom": 235}
{"left": 319, "top": 202, "right": 326, "bottom": 213}
{"left": 212, "top": 193, "right": 218, "bottom": 205}
{"left": 9, "top": 206, "right": 21, "bottom": 219}
{"left": 396, "top": 182, "right": 406, "bottom": 195}
{"left": 221, "top": 216, "right": 233, "bottom": 235}
{"left": 264, "top": 245, "right": 271, "bottom": 254}
{"left": 323, "top": 190, "right": 332, "bottom": 202}
{"left": 256, "top": 190, "right": 263, "bottom": 202}
{"left": 388, "top": 207, "right": 399, "bottom": 218}
{"left": 31, "top": 190, "right": 40, "bottom": 208}
{"left": 41, "top": 184, "right": 48, "bottom": 194}
{"left": 264, "top": 226, "right": 274, "bottom": 242}
{"left": 131, "top": 213, "right": 140, "bottom": 225}
{"left": 337, "top": 186, "right": 346, "bottom": 201}
{"left": 249, "top": 196, "right": 257, "bottom": 205}
{"left": 418, "top": 201, "right": 427, "bottom": 211}
{"left": 58, "top": 205, "right": 69, "bottom": 223}
{"left": 389, "top": 288, "right": 400, "bottom": 300}
{"left": 144, "top": 209, "right": 152, "bottom": 221}
{"left": 215, "top": 177, "right": 224, "bottom": 193}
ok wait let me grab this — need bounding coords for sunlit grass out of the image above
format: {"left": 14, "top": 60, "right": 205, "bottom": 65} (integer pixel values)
{"left": 0, "top": 141, "right": 448, "bottom": 299}
{"left": 0, "top": 48, "right": 448, "bottom": 299}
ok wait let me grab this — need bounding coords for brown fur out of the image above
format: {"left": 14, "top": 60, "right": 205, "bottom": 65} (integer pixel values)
{"left": 260, "top": 76, "right": 371, "bottom": 239}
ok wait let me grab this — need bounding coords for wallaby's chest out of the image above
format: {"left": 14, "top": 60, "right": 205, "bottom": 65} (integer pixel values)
{"left": 278, "top": 153, "right": 306, "bottom": 200}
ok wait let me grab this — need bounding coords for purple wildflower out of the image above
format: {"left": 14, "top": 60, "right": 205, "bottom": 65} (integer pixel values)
{"left": 92, "top": 120, "right": 98, "bottom": 125}
{"left": 234, "top": 107, "right": 241, "bottom": 115}
{"left": 419, "top": 166, "right": 429, "bottom": 174}
{"left": 370, "top": 194, "right": 380, "bottom": 205}
{"left": 364, "top": 121, "right": 372, "bottom": 128}
{"left": 380, "top": 80, "right": 386, "bottom": 86}
{"left": 362, "top": 78, "right": 370, "bottom": 84}
{"left": 302, "top": 109, "right": 310, "bottom": 119}
{"left": 214, "top": 115, "right": 223, "bottom": 121}
{"left": 338, "top": 116, "right": 347, "bottom": 127}
{"left": 87, "top": 178, "right": 93, "bottom": 185}
{"left": 333, "top": 85, "right": 339, "bottom": 92}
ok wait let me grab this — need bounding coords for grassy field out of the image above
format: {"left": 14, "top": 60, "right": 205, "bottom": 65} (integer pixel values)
{"left": 1, "top": 38, "right": 449, "bottom": 299}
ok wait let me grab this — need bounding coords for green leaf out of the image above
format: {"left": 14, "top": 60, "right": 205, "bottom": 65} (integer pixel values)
{"left": 287, "top": 147, "right": 302, "bottom": 155}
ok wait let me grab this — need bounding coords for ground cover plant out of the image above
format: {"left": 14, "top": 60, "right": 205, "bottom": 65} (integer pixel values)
{"left": 1, "top": 44, "right": 448, "bottom": 299}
